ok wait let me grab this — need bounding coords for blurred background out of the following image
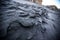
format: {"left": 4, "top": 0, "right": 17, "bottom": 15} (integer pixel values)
{"left": 42, "top": 0, "right": 60, "bottom": 8}
{"left": 25, "top": 0, "right": 60, "bottom": 11}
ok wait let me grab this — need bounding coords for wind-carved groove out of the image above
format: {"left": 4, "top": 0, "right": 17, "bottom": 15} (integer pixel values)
{"left": 19, "top": 12, "right": 29, "bottom": 17}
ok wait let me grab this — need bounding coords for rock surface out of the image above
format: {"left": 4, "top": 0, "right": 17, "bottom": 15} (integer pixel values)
{"left": 0, "top": 0, "right": 60, "bottom": 40}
